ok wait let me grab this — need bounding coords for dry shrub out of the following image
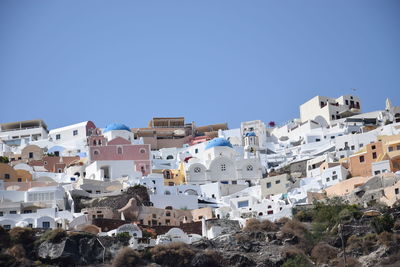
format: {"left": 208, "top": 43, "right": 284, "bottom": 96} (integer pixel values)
{"left": 0, "top": 226, "right": 10, "bottom": 250}
{"left": 277, "top": 217, "right": 290, "bottom": 225}
{"left": 381, "top": 252, "right": 400, "bottom": 266}
{"left": 235, "top": 233, "right": 251, "bottom": 243}
{"left": 393, "top": 219, "right": 400, "bottom": 231}
{"left": 9, "top": 227, "right": 35, "bottom": 245}
{"left": 282, "top": 246, "right": 305, "bottom": 259}
{"left": 260, "top": 219, "right": 278, "bottom": 232}
{"left": 150, "top": 242, "right": 195, "bottom": 267}
{"left": 378, "top": 231, "right": 394, "bottom": 246}
{"left": 311, "top": 242, "right": 338, "bottom": 264}
{"left": 282, "top": 219, "right": 313, "bottom": 253}
{"left": 113, "top": 247, "right": 142, "bottom": 267}
{"left": 346, "top": 235, "right": 362, "bottom": 251}
{"left": 191, "top": 249, "right": 222, "bottom": 267}
{"left": 333, "top": 257, "right": 362, "bottom": 267}
{"left": 281, "top": 219, "right": 308, "bottom": 239}
{"left": 243, "top": 218, "right": 278, "bottom": 232}
{"left": 7, "top": 244, "right": 25, "bottom": 259}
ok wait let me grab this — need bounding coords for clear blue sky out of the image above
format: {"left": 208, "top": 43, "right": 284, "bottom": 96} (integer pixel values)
{"left": 1, "top": 0, "right": 399, "bottom": 129}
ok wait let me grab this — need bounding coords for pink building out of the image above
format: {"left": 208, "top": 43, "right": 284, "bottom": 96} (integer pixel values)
{"left": 88, "top": 133, "right": 151, "bottom": 176}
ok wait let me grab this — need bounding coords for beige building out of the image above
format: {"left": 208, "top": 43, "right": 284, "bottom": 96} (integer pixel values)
{"left": 118, "top": 198, "right": 213, "bottom": 226}
{"left": 0, "top": 163, "right": 33, "bottom": 182}
{"left": 132, "top": 117, "right": 228, "bottom": 150}
{"left": 324, "top": 176, "right": 371, "bottom": 197}
{"left": 21, "top": 145, "right": 44, "bottom": 161}
{"left": 260, "top": 174, "right": 291, "bottom": 198}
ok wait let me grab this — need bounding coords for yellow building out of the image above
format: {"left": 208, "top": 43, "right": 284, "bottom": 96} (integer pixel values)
{"left": 162, "top": 162, "right": 186, "bottom": 186}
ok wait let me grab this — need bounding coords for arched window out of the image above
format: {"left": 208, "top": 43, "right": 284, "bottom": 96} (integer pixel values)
{"left": 117, "top": 147, "right": 123, "bottom": 154}
{"left": 140, "top": 148, "right": 146, "bottom": 154}
{"left": 246, "top": 165, "right": 253, "bottom": 171}
{"left": 74, "top": 172, "right": 80, "bottom": 177}
{"left": 166, "top": 155, "right": 174, "bottom": 160}
{"left": 98, "top": 139, "right": 102, "bottom": 145}
{"left": 165, "top": 190, "right": 171, "bottom": 195}
{"left": 194, "top": 167, "right": 201, "bottom": 173}
{"left": 165, "top": 206, "right": 173, "bottom": 210}
{"left": 94, "top": 150, "right": 99, "bottom": 155}
{"left": 93, "top": 140, "right": 97, "bottom": 146}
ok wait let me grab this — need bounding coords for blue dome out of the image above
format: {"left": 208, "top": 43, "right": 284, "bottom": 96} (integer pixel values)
{"left": 205, "top": 138, "right": 233, "bottom": 150}
{"left": 103, "top": 123, "right": 131, "bottom": 133}
{"left": 245, "top": 132, "right": 256, "bottom": 137}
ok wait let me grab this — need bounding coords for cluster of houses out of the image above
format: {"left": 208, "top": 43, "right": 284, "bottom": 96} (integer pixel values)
{"left": 1, "top": 95, "right": 400, "bottom": 248}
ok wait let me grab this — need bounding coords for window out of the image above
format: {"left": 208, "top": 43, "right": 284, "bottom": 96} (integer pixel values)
{"left": 359, "top": 156, "right": 365, "bottom": 163}
{"left": 194, "top": 167, "right": 201, "bottom": 173}
{"left": 246, "top": 165, "right": 253, "bottom": 171}
{"left": 117, "top": 147, "right": 123, "bottom": 154}
{"left": 333, "top": 171, "right": 336, "bottom": 175}
{"left": 351, "top": 145, "right": 355, "bottom": 150}
{"left": 345, "top": 100, "right": 349, "bottom": 105}
{"left": 221, "top": 164, "right": 226, "bottom": 171}
{"left": 395, "top": 188, "right": 399, "bottom": 195}
{"left": 359, "top": 143, "right": 363, "bottom": 148}
{"left": 152, "top": 214, "right": 157, "bottom": 219}
{"left": 372, "top": 152, "right": 377, "bottom": 159}
{"left": 73, "top": 130, "right": 78, "bottom": 136}
{"left": 0, "top": 212, "right": 3, "bottom": 216}
{"left": 331, "top": 136, "right": 335, "bottom": 139}
{"left": 3, "top": 225, "right": 10, "bottom": 230}
{"left": 93, "top": 140, "right": 97, "bottom": 146}
{"left": 326, "top": 178, "right": 330, "bottom": 182}
{"left": 237, "top": 200, "right": 249, "bottom": 208}
{"left": 389, "top": 147, "right": 394, "bottom": 152}
{"left": 232, "top": 181, "right": 237, "bottom": 184}
{"left": 44, "top": 161, "right": 48, "bottom": 165}
{"left": 29, "top": 152, "right": 33, "bottom": 158}
{"left": 56, "top": 134, "right": 61, "bottom": 140}
{"left": 165, "top": 219, "right": 170, "bottom": 225}
{"left": 316, "top": 139, "right": 320, "bottom": 142}
{"left": 275, "top": 180, "right": 281, "bottom": 184}
{"left": 17, "top": 178, "right": 22, "bottom": 182}
{"left": 372, "top": 145, "right": 376, "bottom": 150}
{"left": 4, "top": 174, "right": 10, "bottom": 179}
{"left": 166, "top": 211, "right": 171, "bottom": 217}
{"left": 94, "top": 150, "right": 99, "bottom": 155}
{"left": 42, "top": 221, "right": 50, "bottom": 229}
{"left": 195, "top": 149, "right": 198, "bottom": 154}
{"left": 266, "top": 182, "right": 272, "bottom": 188}
{"left": 332, "top": 175, "right": 338, "bottom": 180}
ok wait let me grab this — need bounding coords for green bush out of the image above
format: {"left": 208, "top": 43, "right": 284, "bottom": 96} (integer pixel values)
{"left": 282, "top": 254, "right": 313, "bottom": 267}
{"left": 116, "top": 232, "right": 131, "bottom": 245}
{"left": 370, "top": 213, "right": 395, "bottom": 234}
{"left": 39, "top": 229, "right": 67, "bottom": 243}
